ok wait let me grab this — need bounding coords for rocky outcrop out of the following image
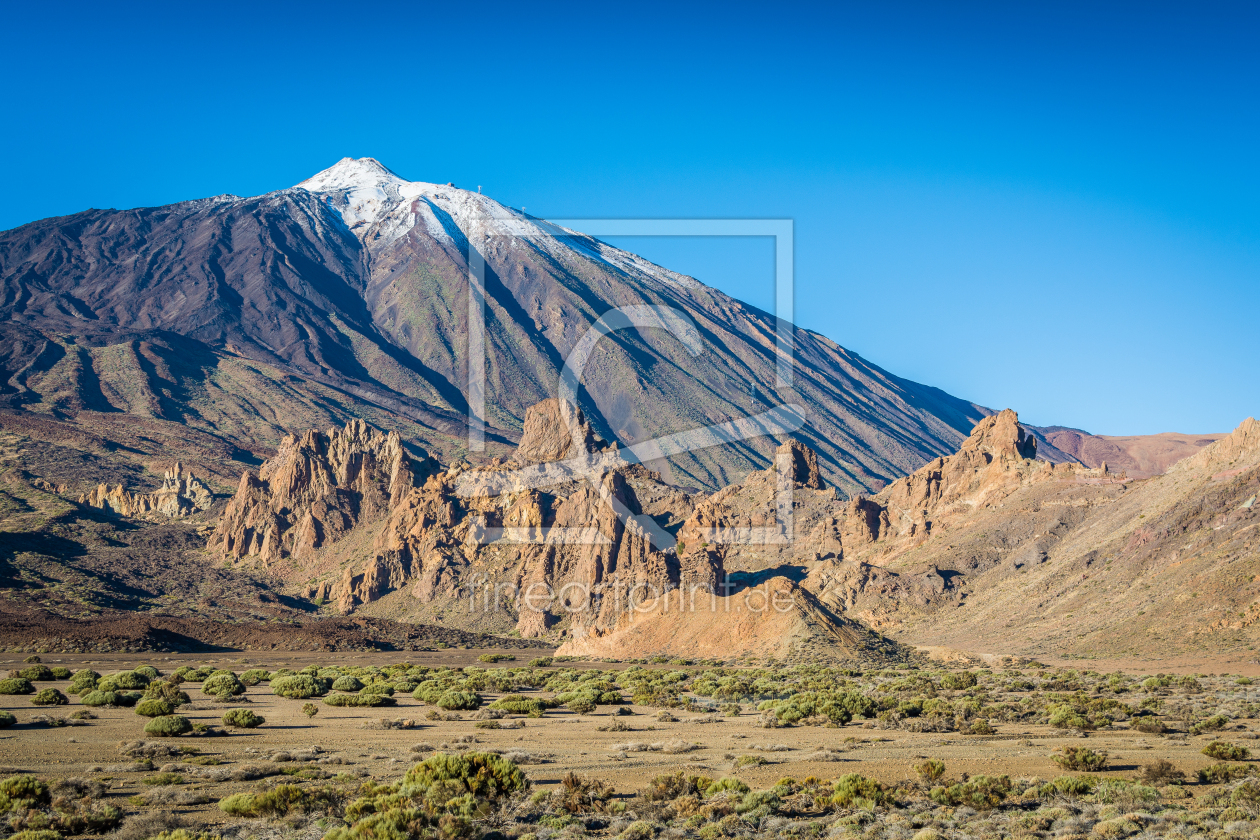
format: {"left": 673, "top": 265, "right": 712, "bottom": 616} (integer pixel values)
{"left": 512, "top": 399, "right": 598, "bottom": 463}
{"left": 78, "top": 463, "right": 213, "bottom": 518}
{"left": 208, "top": 419, "right": 421, "bottom": 565}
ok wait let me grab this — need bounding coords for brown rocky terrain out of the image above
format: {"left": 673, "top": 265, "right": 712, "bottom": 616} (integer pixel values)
{"left": 1038, "top": 427, "right": 1226, "bottom": 478}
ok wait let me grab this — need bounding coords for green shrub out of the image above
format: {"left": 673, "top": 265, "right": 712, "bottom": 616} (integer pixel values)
{"left": 1052, "top": 746, "right": 1108, "bottom": 772}
{"left": 332, "top": 676, "right": 364, "bottom": 692}
{"left": 915, "top": 759, "right": 946, "bottom": 784}
{"left": 705, "top": 777, "right": 750, "bottom": 796}
{"left": 930, "top": 775, "right": 1011, "bottom": 810}
{"left": 9, "top": 830, "right": 61, "bottom": 840}
{"left": 324, "top": 692, "right": 395, "bottom": 708}
{"left": 1034, "top": 776, "right": 1095, "bottom": 799}
{"left": 529, "top": 657, "right": 554, "bottom": 668}
{"left": 99, "top": 671, "right": 149, "bottom": 691}
{"left": 135, "top": 698, "right": 176, "bottom": 717}
{"left": 302, "top": 703, "right": 319, "bottom": 719}
{"left": 489, "top": 695, "right": 545, "bottom": 715}
{"left": 828, "top": 774, "right": 888, "bottom": 808}
{"left": 0, "top": 711, "right": 15, "bottom": 728}
{"left": 114, "top": 691, "right": 141, "bottom": 707}
{"left": 567, "top": 697, "right": 596, "bottom": 715}
{"left": 142, "top": 772, "right": 185, "bottom": 786}
{"left": 401, "top": 752, "right": 529, "bottom": 803}
{"left": 1198, "top": 763, "right": 1253, "bottom": 784}
{"left": 360, "top": 683, "right": 395, "bottom": 697}
{"left": 1047, "top": 704, "right": 1094, "bottom": 731}
{"left": 49, "top": 667, "right": 72, "bottom": 680}
{"left": 18, "top": 664, "right": 53, "bottom": 681}
{"left": 0, "top": 678, "right": 34, "bottom": 695}
{"left": 134, "top": 665, "right": 161, "bottom": 680}
{"left": 478, "top": 654, "right": 515, "bottom": 663}
{"left": 1203, "top": 741, "right": 1250, "bottom": 761}
{"left": 239, "top": 669, "right": 270, "bottom": 686}
{"left": 0, "top": 775, "right": 50, "bottom": 812}
{"left": 80, "top": 690, "right": 121, "bottom": 707}
{"left": 30, "top": 688, "right": 68, "bottom": 706}
{"left": 201, "top": 673, "right": 246, "bottom": 697}
{"left": 219, "top": 784, "right": 341, "bottom": 817}
{"left": 143, "top": 681, "right": 191, "bottom": 706}
{"left": 144, "top": 715, "right": 193, "bottom": 737}
{"left": 271, "top": 675, "right": 329, "bottom": 699}
{"left": 67, "top": 670, "right": 99, "bottom": 695}
{"left": 222, "top": 709, "right": 265, "bottom": 728}
{"left": 939, "top": 671, "right": 978, "bottom": 690}
{"left": 435, "top": 690, "right": 480, "bottom": 710}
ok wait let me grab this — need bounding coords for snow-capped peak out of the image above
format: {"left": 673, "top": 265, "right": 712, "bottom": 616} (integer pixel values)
{"left": 296, "top": 157, "right": 406, "bottom": 193}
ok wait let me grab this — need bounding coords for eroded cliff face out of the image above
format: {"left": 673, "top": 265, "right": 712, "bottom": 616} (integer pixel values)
{"left": 78, "top": 463, "right": 213, "bottom": 519}
{"left": 207, "top": 419, "right": 420, "bottom": 565}
{"left": 208, "top": 403, "right": 721, "bottom": 641}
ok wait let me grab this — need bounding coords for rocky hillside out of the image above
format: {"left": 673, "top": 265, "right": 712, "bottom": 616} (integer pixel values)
{"left": 0, "top": 157, "right": 992, "bottom": 494}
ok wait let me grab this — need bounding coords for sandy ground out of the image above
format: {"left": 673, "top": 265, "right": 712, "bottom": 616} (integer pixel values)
{"left": 0, "top": 651, "right": 1246, "bottom": 831}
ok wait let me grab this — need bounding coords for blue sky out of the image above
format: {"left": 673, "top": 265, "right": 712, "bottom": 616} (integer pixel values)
{"left": 3, "top": 1, "right": 1256, "bottom": 435}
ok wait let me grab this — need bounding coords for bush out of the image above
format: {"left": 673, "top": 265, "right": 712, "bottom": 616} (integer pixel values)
{"left": 222, "top": 709, "right": 265, "bottom": 728}
{"left": 1034, "top": 775, "right": 1095, "bottom": 799}
{"left": 324, "top": 692, "right": 395, "bottom": 707}
{"left": 144, "top": 681, "right": 191, "bottom": 706}
{"left": 0, "top": 775, "right": 50, "bottom": 811}
{"left": 1139, "top": 758, "right": 1185, "bottom": 784}
{"left": 18, "top": 664, "right": 54, "bottom": 681}
{"left": 30, "top": 688, "right": 68, "bottom": 706}
{"left": 49, "top": 667, "right": 71, "bottom": 680}
{"left": 219, "top": 784, "right": 341, "bottom": 817}
{"left": 271, "top": 675, "right": 329, "bottom": 699}
{"left": 144, "top": 715, "right": 193, "bottom": 737}
{"left": 1052, "top": 746, "right": 1108, "bottom": 772}
{"left": 0, "top": 711, "right": 16, "bottom": 729}
{"left": 143, "top": 772, "right": 185, "bottom": 786}
{"left": 478, "top": 654, "right": 515, "bottom": 663}
{"left": 402, "top": 752, "right": 529, "bottom": 803}
{"left": 135, "top": 698, "right": 176, "bottom": 717}
{"left": 303, "top": 703, "right": 319, "bottom": 719}
{"left": 435, "top": 690, "right": 480, "bottom": 710}
{"left": 828, "top": 773, "right": 888, "bottom": 808}
{"left": 332, "top": 676, "right": 364, "bottom": 692}
{"left": 0, "top": 678, "right": 35, "bottom": 695}
{"left": 99, "top": 671, "right": 150, "bottom": 691}
{"left": 81, "top": 690, "right": 122, "bottom": 707}
{"left": 201, "top": 673, "right": 246, "bottom": 697}
{"left": 489, "top": 695, "right": 546, "bottom": 715}
{"left": 1131, "top": 716, "right": 1167, "bottom": 734}
{"left": 67, "top": 670, "right": 99, "bottom": 695}
{"left": 529, "top": 657, "right": 554, "bottom": 668}
{"left": 1204, "top": 741, "right": 1250, "bottom": 761}
{"left": 915, "top": 759, "right": 946, "bottom": 784}
{"left": 930, "top": 775, "right": 1011, "bottom": 810}
{"left": 567, "top": 697, "right": 596, "bottom": 715}
{"left": 239, "top": 669, "right": 270, "bottom": 686}
{"left": 1198, "top": 763, "right": 1253, "bottom": 784}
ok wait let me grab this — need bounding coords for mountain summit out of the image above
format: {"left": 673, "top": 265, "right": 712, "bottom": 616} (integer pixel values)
{"left": 0, "top": 157, "right": 989, "bottom": 493}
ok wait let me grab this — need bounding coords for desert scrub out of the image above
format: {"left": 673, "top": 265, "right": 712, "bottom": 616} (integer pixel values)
{"left": 144, "top": 715, "right": 193, "bottom": 737}
{"left": 0, "top": 677, "right": 35, "bottom": 695}
{"left": 66, "top": 670, "right": 99, "bottom": 695}
{"left": 914, "top": 759, "right": 946, "bottom": 784}
{"left": 222, "top": 709, "right": 265, "bottom": 728}
{"left": 478, "top": 653, "right": 515, "bottom": 663}
{"left": 1203, "top": 740, "right": 1250, "bottom": 760}
{"left": 98, "top": 671, "right": 150, "bottom": 691}
{"left": 219, "top": 784, "right": 342, "bottom": 817}
{"left": 17, "top": 664, "right": 54, "bottom": 681}
{"left": 271, "top": 674, "right": 330, "bottom": 699}
{"left": 332, "top": 676, "right": 364, "bottom": 692}
{"left": 0, "top": 711, "right": 15, "bottom": 728}
{"left": 239, "top": 669, "right": 270, "bottom": 686}
{"left": 929, "top": 775, "right": 1012, "bottom": 809}
{"left": 1052, "top": 746, "right": 1109, "bottom": 772}
{"left": 435, "top": 689, "right": 480, "bottom": 710}
{"left": 734, "top": 755, "right": 767, "bottom": 768}
{"left": 328, "top": 752, "right": 529, "bottom": 840}
{"left": 30, "top": 688, "right": 68, "bottom": 706}
{"left": 826, "top": 773, "right": 888, "bottom": 808}
{"left": 489, "top": 695, "right": 547, "bottom": 715}
{"left": 303, "top": 703, "right": 319, "bottom": 718}
{"left": 201, "top": 673, "right": 246, "bottom": 698}
{"left": 142, "top": 772, "right": 185, "bottom": 786}
{"left": 324, "top": 692, "right": 395, "bottom": 707}
{"left": 80, "top": 690, "right": 122, "bottom": 707}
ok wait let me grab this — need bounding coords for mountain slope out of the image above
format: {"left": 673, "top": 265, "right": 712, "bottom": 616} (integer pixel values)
{"left": 1, "top": 157, "right": 988, "bottom": 494}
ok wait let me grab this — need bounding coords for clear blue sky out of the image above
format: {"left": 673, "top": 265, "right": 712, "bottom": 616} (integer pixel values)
{"left": 4, "top": 1, "right": 1257, "bottom": 435}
